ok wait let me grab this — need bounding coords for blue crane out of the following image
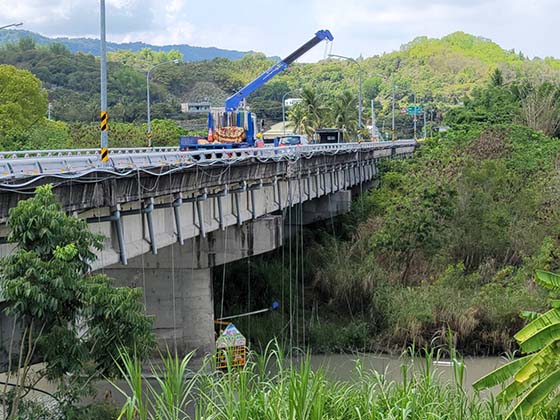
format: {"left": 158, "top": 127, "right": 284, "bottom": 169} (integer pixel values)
{"left": 224, "top": 30, "right": 334, "bottom": 112}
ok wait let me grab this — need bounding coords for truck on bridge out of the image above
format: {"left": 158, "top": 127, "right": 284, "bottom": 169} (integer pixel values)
{"left": 180, "top": 30, "right": 334, "bottom": 150}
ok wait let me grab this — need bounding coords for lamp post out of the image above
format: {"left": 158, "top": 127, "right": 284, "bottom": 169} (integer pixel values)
{"left": 146, "top": 59, "right": 180, "bottom": 147}
{"left": 391, "top": 81, "right": 396, "bottom": 141}
{"left": 413, "top": 93, "right": 417, "bottom": 140}
{"left": 282, "top": 91, "right": 291, "bottom": 136}
{"left": 328, "top": 54, "right": 363, "bottom": 139}
{"left": 100, "top": 0, "right": 108, "bottom": 158}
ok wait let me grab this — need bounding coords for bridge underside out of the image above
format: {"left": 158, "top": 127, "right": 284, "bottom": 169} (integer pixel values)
{"left": 0, "top": 143, "right": 416, "bottom": 365}
{"left": 103, "top": 187, "right": 355, "bottom": 356}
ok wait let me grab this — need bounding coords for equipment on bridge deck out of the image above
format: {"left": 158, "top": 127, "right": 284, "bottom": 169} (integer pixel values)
{"left": 183, "top": 30, "right": 334, "bottom": 150}
{"left": 316, "top": 128, "right": 344, "bottom": 144}
{"left": 224, "top": 30, "right": 333, "bottom": 112}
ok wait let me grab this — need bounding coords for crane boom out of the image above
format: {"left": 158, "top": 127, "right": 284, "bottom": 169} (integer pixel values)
{"left": 224, "top": 30, "right": 334, "bottom": 112}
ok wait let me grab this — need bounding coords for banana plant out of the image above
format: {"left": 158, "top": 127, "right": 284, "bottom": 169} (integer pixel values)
{"left": 473, "top": 269, "right": 560, "bottom": 419}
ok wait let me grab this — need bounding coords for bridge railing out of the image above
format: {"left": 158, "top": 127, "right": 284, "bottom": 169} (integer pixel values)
{"left": 0, "top": 140, "right": 416, "bottom": 182}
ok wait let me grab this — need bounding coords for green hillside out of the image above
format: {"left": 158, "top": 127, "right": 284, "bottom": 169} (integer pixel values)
{"left": 1, "top": 31, "right": 559, "bottom": 148}
{"left": 0, "top": 29, "right": 254, "bottom": 61}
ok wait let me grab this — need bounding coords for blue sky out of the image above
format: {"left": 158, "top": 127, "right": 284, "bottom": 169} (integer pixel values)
{"left": 1, "top": 0, "right": 558, "bottom": 61}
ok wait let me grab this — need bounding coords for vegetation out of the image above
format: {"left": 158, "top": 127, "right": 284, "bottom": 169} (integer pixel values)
{"left": 0, "top": 29, "right": 251, "bottom": 61}
{"left": 474, "top": 270, "right": 560, "bottom": 419}
{"left": 113, "top": 342, "right": 524, "bottom": 420}
{"left": 217, "top": 77, "right": 560, "bottom": 356}
{"left": 2, "top": 32, "right": 560, "bottom": 146}
{"left": 0, "top": 185, "right": 154, "bottom": 418}
{"left": 0, "top": 64, "right": 47, "bottom": 137}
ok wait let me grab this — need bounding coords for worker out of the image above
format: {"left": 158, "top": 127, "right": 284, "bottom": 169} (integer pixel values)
{"left": 255, "top": 132, "right": 265, "bottom": 148}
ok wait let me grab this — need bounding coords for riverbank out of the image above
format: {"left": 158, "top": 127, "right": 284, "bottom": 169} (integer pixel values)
{"left": 107, "top": 344, "right": 560, "bottom": 420}
{"left": 215, "top": 125, "right": 559, "bottom": 357}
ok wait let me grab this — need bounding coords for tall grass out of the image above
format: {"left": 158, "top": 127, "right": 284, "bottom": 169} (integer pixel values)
{"left": 112, "top": 342, "right": 559, "bottom": 420}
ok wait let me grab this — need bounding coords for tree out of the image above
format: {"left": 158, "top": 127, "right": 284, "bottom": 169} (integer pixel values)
{"left": 517, "top": 82, "right": 560, "bottom": 137}
{"left": 490, "top": 68, "right": 504, "bottom": 87}
{"left": 372, "top": 177, "right": 456, "bottom": 285}
{"left": 331, "top": 90, "right": 358, "bottom": 139}
{"left": 444, "top": 84, "right": 520, "bottom": 126}
{"left": 291, "top": 87, "right": 328, "bottom": 138}
{"left": 474, "top": 270, "right": 560, "bottom": 419}
{"left": 0, "top": 65, "right": 48, "bottom": 137}
{"left": 288, "top": 102, "right": 306, "bottom": 135}
{"left": 0, "top": 185, "right": 154, "bottom": 417}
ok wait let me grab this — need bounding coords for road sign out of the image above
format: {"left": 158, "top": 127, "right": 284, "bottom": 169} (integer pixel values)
{"left": 407, "top": 106, "right": 423, "bottom": 116}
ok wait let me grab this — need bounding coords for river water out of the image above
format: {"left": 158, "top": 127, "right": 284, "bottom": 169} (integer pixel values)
{"left": 309, "top": 353, "right": 505, "bottom": 392}
{"left": 0, "top": 352, "right": 504, "bottom": 417}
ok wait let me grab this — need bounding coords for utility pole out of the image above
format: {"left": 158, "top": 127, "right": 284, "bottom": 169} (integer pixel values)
{"left": 391, "top": 82, "right": 396, "bottom": 141}
{"left": 358, "top": 63, "right": 363, "bottom": 139}
{"left": 430, "top": 109, "right": 434, "bottom": 137}
{"left": 371, "top": 99, "right": 374, "bottom": 139}
{"left": 423, "top": 109, "right": 427, "bottom": 138}
{"left": 47, "top": 102, "right": 52, "bottom": 120}
{"left": 282, "top": 91, "right": 290, "bottom": 136}
{"left": 370, "top": 99, "right": 380, "bottom": 140}
{"left": 413, "top": 93, "right": 417, "bottom": 140}
{"left": 99, "top": 0, "right": 109, "bottom": 163}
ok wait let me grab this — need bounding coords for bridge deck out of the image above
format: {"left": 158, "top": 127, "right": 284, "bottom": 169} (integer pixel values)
{"left": 0, "top": 141, "right": 415, "bottom": 182}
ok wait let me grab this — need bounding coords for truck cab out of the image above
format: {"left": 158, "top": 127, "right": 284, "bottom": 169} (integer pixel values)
{"left": 278, "top": 134, "right": 309, "bottom": 146}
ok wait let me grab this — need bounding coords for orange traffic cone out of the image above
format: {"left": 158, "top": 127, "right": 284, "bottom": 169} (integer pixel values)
{"left": 208, "top": 127, "right": 214, "bottom": 142}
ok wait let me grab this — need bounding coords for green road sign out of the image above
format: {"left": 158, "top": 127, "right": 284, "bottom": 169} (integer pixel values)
{"left": 407, "top": 106, "right": 423, "bottom": 116}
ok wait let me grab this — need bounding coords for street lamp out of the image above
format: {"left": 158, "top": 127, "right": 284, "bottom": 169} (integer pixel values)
{"left": 328, "top": 54, "right": 363, "bottom": 139}
{"left": 146, "top": 59, "right": 180, "bottom": 147}
{"left": 392, "top": 81, "right": 396, "bottom": 141}
{"left": 0, "top": 22, "right": 23, "bottom": 30}
{"left": 282, "top": 89, "right": 301, "bottom": 136}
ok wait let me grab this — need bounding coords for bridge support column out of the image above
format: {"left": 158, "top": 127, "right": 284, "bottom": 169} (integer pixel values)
{"left": 104, "top": 251, "right": 216, "bottom": 357}
{"left": 103, "top": 216, "right": 283, "bottom": 357}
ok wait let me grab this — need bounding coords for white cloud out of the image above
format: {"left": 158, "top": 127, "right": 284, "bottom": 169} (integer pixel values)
{"left": 0, "top": 0, "right": 558, "bottom": 59}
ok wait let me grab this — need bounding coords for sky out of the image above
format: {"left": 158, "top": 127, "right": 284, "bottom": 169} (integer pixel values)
{"left": 1, "top": 0, "right": 558, "bottom": 62}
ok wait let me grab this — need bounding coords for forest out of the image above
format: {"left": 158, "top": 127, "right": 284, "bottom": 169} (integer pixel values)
{"left": 217, "top": 70, "right": 560, "bottom": 356}
{"left": 2, "top": 31, "right": 560, "bottom": 150}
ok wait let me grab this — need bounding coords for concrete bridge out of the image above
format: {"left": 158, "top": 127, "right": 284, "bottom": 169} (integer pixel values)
{"left": 0, "top": 141, "right": 416, "bottom": 360}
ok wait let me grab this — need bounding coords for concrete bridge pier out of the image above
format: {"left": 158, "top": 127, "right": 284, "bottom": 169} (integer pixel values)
{"left": 103, "top": 216, "right": 283, "bottom": 356}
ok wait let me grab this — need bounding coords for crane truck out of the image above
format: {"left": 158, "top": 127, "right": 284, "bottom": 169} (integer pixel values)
{"left": 180, "top": 30, "right": 333, "bottom": 150}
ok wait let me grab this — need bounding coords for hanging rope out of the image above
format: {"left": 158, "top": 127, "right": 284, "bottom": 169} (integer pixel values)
{"left": 300, "top": 168, "right": 306, "bottom": 348}
{"left": 136, "top": 168, "right": 148, "bottom": 310}
{"left": 294, "top": 176, "right": 299, "bottom": 351}
{"left": 168, "top": 167, "right": 178, "bottom": 353}
{"left": 94, "top": 168, "right": 105, "bottom": 275}
{"left": 288, "top": 180, "right": 293, "bottom": 354}
{"left": 190, "top": 166, "right": 199, "bottom": 342}
{"left": 247, "top": 251, "right": 251, "bottom": 342}
{"left": 219, "top": 166, "right": 232, "bottom": 321}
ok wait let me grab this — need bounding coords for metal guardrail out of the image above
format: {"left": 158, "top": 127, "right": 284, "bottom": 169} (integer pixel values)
{"left": 0, "top": 140, "right": 416, "bottom": 182}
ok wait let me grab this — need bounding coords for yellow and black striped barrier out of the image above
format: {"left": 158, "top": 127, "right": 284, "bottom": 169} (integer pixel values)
{"left": 100, "top": 111, "right": 108, "bottom": 132}
{"left": 100, "top": 147, "right": 109, "bottom": 162}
